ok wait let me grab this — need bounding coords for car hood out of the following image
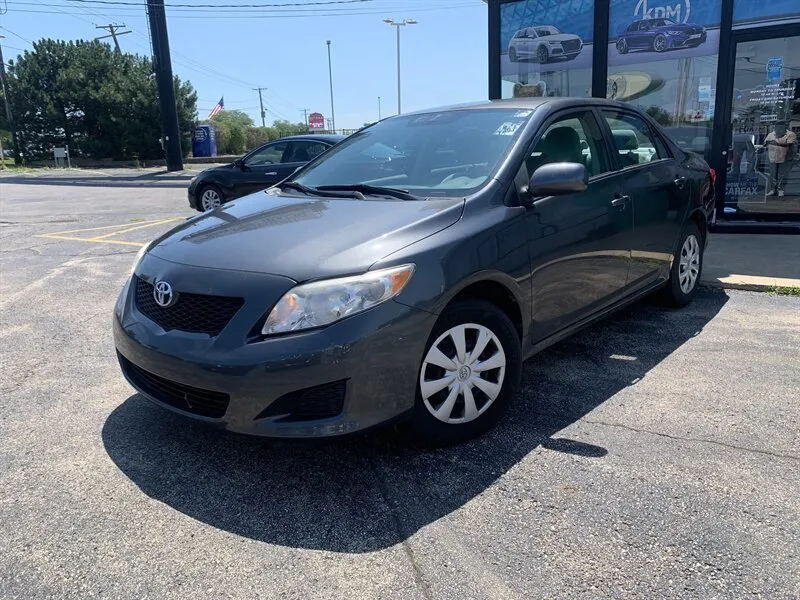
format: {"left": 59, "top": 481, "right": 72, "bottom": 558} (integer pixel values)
{"left": 542, "top": 34, "right": 580, "bottom": 43}
{"left": 148, "top": 191, "right": 465, "bottom": 282}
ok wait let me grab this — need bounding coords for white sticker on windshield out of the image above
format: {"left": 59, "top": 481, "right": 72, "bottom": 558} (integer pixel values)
{"left": 494, "top": 121, "right": 521, "bottom": 136}
{"left": 513, "top": 110, "right": 532, "bottom": 117}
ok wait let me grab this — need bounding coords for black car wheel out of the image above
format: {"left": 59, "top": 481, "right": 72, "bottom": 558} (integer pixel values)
{"left": 660, "top": 221, "right": 703, "bottom": 307}
{"left": 537, "top": 45, "right": 549, "bottom": 64}
{"left": 617, "top": 38, "right": 629, "bottom": 54}
{"left": 198, "top": 184, "right": 224, "bottom": 212}
{"left": 411, "top": 300, "right": 522, "bottom": 446}
{"left": 509, "top": 46, "right": 518, "bottom": 63}
{"left": 653, "top": 34, "right": 668, "bottom": 52}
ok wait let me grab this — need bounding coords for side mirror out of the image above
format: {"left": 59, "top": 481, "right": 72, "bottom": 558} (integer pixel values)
{"left": 233, "top": 158, "right": 245, "bottom": 169}
{"left": 527, "top": 162, "right": 588, "bottom": 198}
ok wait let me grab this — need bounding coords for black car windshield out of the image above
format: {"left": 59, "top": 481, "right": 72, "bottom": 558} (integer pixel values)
{"left": 535, "top": 26, "right": 560, "bottom": 36}
{"left": 291, "top": 108, "right": 535, "bottom": 198}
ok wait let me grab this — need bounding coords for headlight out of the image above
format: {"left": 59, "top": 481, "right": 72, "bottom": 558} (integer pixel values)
{"left": 130, "top": 242, "right": 150, "bottom": 275}
{"left": 261, "top": 264, "right": 415, "bottom": 335}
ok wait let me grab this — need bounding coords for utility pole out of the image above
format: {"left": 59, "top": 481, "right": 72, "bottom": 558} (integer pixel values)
{"left": 95, "top": 24, "right": 131, "bottom": 51}
{"left": 301, "top": 108, "right": 309, "bottom": 129}
{"left": 326, "top": 40, "right": 335, "bottom": 133}
{"left": 378, "top": 96, "right": 381, "bottom": 120}
{"left": 146, "top": 0, "right": 183, "bottom": 171}
{"left": 0, "top": 36, "right": 21, "bottom": 165}
{"left": 383, "top": 19, "right": 417, "bottom": 115}
{"left": 253, "top": 87, "right": 267, "bottom": 128}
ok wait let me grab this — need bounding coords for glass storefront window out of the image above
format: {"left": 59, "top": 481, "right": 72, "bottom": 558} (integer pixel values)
{"left": 500, "top": 0, "right": 594, "bottom": 100}
{"left": 725, "top": 36, "right": 800, "bottom": 215}
{"left": 606, "top": 0, "right": 722, "bottom": 163}
{"left": 733, "top": 0, "right": 800, "bottom": 29}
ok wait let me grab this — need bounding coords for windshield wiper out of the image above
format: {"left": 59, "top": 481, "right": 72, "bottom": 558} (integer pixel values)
{"left": 277, "top": 181, "right": 367, "bottom": 200}
{"left": 315, "top": 184, "right": 423, "bottom": 201}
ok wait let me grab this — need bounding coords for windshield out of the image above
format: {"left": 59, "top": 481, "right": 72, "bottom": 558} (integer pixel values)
{"left": 291, "top": 108, "right": 534, "bottom": 197}
{"left": 535, "top": 26, "right": 560, "bottom": 36}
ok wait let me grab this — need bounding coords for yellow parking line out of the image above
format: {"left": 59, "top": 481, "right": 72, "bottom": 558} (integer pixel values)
{"left": 41, "top": 218, "right": 176, "bottom": 236}
{"left": 36, "top": 234, "right": 145, "bottom": 247}
{"left": 89, "top": 218, "right": 183, "bottom": 240}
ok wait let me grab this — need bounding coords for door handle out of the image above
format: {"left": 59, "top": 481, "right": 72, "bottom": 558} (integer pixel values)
{"left": 611, "top": 195, "right": 629, "bottom": 209}
{"left": 674, "top": 176, "right": 687, "bottom": 189}
{"left": 264, "top": 172, "right": 278, "bottom": 176}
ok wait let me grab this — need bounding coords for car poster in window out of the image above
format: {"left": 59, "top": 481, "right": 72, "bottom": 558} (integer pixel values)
{"left": 608, "top": 0, "right": 722, "bottom": 67}
{"left": 500, "top": 0, "right": 595, "bottom": 98}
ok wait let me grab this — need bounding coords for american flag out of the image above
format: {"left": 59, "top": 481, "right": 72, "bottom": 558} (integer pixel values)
{"left": 208, "top": 97, "right": 224, "bottom": 118}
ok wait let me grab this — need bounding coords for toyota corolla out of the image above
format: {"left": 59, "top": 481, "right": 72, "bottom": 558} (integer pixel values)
{"left": 114, "top": 98, "right": 714, "bottom": 445}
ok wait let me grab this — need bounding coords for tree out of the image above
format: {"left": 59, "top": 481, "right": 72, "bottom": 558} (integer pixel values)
{"left": 206, "top": 110, "right": 253, "bottom": 155}
{"left": 272, "top": 119, "right": 309, "bottom": 137}
{"left": 6, "top": 39, "right": 197, "bottom": 161}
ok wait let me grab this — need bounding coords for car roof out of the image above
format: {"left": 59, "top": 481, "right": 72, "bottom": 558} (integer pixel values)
{"left": 399, "top": 97, "right": 646, "bottom": 115}
{"left": 276, "top": 134, "right": 346, "bottom": 143}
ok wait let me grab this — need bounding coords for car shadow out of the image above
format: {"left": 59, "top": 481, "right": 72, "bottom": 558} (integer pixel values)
{"left": 102, "top": 288, "right": 729, "bottom": 553}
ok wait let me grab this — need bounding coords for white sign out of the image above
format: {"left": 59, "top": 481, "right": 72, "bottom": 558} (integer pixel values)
{"left": 760, "top": 114, "right": 779, "bottom": 122}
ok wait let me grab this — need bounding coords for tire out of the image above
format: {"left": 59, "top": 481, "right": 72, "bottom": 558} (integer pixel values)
{"left": 410, "top": 300, "right": 522, "bottom": 446}
{"left": 537, "top": 45, "right": 549, "bottom": 64}
{"left": 653, "top": 34, "right": 668, "bottom": 53}
{"left": 508, "top": 46, "right": 517, "bottom": 63}
{"left": 660, "top": 221, "right": 703, "bottom": 307}
{"left": 617, "top": 38, "right": 629, "bottom": 54}
{"left": 198, "top": 184, "right": 224, "bottom": 212}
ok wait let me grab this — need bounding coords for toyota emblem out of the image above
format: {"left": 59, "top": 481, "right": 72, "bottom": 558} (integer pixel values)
{"left": 153, "top": 280, "right": 175, "bottom": 307}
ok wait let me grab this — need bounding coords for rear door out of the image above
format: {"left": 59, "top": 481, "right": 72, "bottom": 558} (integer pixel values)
{"left": 526, "top": 109, "right": 633, "bottom": 342}
{"left": 279, "top": 140, "right": 331, "bottom": 181}
{"left": 599, "top": 108, "right": 690, "bottom": 287}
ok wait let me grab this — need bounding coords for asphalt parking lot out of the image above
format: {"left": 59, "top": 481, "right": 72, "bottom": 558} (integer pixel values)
{"left": 1, "top": 180, "right": 799, "bottom": 599}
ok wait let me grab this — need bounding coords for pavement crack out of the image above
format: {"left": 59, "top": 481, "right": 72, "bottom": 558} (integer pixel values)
{"left": 567, "top": 415, "right": 800, "bottom": 461}
{"left": 366, "top": 453, "right": 434, "bottom": 600}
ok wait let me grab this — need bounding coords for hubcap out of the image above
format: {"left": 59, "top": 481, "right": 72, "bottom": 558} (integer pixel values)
{"left": 655, "top": 36, "right": 666, "bottom": 51}
{"left": 201, "top": 189, "right": 221, "bottom": 210}
{"left": 419, "top": 323, "right": 506, "bottom": 425}
{"left": 538, "top": 47, "right": 548, "bottom": 63}
{"left": 678, "top": 234, "right": 700, "bottom": 294}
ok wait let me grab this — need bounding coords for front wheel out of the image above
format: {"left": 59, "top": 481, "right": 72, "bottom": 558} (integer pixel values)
{"left": 660, "top": 221, "right": 703, "bottom": 307}
{"left": 653, "top": 34, "right": 668, "bottom": 52}
{"left": 198, "top": 184, "right": 223, "bottom": 212}
{"left": 411, "top": 300, "right": 522, "bottom": 446}
{"left": 537, "top": 45, "right": 549, "bottom": 64}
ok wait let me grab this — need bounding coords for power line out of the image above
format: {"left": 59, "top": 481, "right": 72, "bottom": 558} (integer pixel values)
{"left": 50, "top": 0, "right": 373, "bottom": 7}
{"left": 0, "top": 26, "right": 33, "bottom": 45}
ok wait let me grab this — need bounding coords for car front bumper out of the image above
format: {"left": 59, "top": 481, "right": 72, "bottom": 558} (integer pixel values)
{"left": 187, "top": 181, "right": 199, "bottom": 209}
{"left": 113, "top": 265, "right": 437, "bottom": 438}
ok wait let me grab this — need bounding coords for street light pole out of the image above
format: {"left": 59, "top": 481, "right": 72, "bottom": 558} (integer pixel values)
{"left": 378, "top": 96, "right": 381, "bottom": 121}
{"left": 326, "top": 40, "right": 336, "bottom": 133}
{"left": 0, "top": 36, "right": 21, "bottom": 165}
{"left": 383, "top": 18, "right": 417, "bottom": 115}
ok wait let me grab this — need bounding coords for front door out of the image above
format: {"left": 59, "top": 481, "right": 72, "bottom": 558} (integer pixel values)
{"left": 239, "top": 140, "right": 290, "bottom": 196}
{"left": 526, "top": 110, "right": 633, "bottom": 342}
{"left": 721, "top": 34, "right": 800, "bottom": 219}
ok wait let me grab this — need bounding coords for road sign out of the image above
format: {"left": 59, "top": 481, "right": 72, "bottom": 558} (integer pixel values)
{"left": 309, "top": 112, "right": 325, "bottom": 129}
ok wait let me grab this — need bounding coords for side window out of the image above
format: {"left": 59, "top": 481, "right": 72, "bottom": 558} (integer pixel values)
{"left": 601, "top": 110, "right": 666, "bottom": 167}
{"left": 245, "top": 142, "right": 287, "bottom": 167}
{"left": 285, "top": 141, "right": 329, "bottom": 163}
{"left": 527, "top": 111, "right": 610, "bottom": 178}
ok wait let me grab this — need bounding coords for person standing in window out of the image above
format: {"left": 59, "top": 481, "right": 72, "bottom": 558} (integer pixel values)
{"left": 764, "top": 122, "right": 797, "bottom": 197}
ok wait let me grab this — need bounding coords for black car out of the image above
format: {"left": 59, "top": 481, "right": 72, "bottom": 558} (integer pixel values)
{"left": 116, "top": 98, "right": 714, "bottom": 445}
{"left": 187, "top": 134, "right": 345, "bottom": 211}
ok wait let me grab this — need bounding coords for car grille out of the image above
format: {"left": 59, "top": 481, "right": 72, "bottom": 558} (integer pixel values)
{"left": 134, "top": 276, "right": 244, "bottom": 335}
{"left": 255, "top": 380, "right": 347, "bottom": 422}
{"left": 119, "top": 353, "right": 230, "bottom": 418}
{"left": 561, "top": 39, "right": 581, "bottom": 53}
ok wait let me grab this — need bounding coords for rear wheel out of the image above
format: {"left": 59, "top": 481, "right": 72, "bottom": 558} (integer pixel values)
{"left": 198, "top": 184, "right": 223, "bottom": 211}
{"left": 660, "top": 221, "right": 703, "bottom": 307}
{"left": 411, "top": 300, "right": 521, "bottom": 446}
{"left": 509, "top": 46, "right": 518, "bottom": 63}
{"left": 617, "top": 38, "right": 629, "bottom": 54}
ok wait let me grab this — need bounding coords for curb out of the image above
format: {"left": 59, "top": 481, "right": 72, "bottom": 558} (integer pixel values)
{"left": 700, "top": 280, "right": 800, "bottom": 292}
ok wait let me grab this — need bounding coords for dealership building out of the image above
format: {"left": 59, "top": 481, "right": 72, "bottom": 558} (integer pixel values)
{"left": 485, "top": 0, "right": 800, "bottom": 228}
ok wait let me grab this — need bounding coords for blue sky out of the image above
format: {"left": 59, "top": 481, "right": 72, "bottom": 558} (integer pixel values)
{"left": 0, "top": 0, "right": 488, "bottom": 129}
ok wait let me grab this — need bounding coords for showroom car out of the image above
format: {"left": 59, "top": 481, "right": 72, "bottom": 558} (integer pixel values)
{"left": 187, "top": 134, "right": 344, "bottom": 211}
{"left": 508, "top": 25, "right": 583, "bottom": 63}
{"left": 115, "top": 98, "right": 714, "bottom": 445}
{"left": 616, "top": 18, "right": 707, "bottom": 54}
